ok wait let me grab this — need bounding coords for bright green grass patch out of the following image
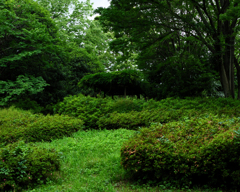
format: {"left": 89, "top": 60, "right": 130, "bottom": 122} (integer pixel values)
{"left": 23, "top": 129, "right": 136, "bottom": 192}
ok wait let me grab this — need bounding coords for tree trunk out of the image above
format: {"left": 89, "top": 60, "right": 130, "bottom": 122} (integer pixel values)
{"left": 215, "top": 36, "right": 235, "bottom": 98}
{"left": 234, "top": 56, "right": 240, "bottom": 100}
{"left": 236, "top": 66, "right": 240, "bottom": 100}
{"left": 220, "top": 59, "right": 231, "bottom": 98}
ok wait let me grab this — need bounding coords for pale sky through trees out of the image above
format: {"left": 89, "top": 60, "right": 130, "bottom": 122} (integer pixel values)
{"left": 89, "top": 0, "right": 110, "bottom": 19}
{"left": 90, "top": 0, "right": 110, "bottom": 9}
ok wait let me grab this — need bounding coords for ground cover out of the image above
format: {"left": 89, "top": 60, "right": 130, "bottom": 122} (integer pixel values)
{"left": 21, "top": 129, "right": 226, "bottom": 192}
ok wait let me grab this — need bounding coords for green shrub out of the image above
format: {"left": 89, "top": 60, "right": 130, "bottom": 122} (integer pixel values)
{"left": 143, "top": 97, "right": 240, "bottom": 114}
{"left": 120, "top": 115, "right": 240, "bottom": 190}
{"left": 0, "top": 141, "right": 60, "bottom": 191}
{"left": 54, "top": 94, "right": 112, "bottom": 129}
{"left": 0, "top": 107, "right": 84, "bottom": 144}
{"left": 97, "top": 111, "right": 150, "bottom": 130}
{"left": 54, "top": 94, "right": 146, "bottom": 129}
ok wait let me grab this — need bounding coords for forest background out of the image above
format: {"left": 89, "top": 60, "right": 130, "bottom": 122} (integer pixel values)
{"left": 1, "top": 0, "right": 240, "bottom": 110}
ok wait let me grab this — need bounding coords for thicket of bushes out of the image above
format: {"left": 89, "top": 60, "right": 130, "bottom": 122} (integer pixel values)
{"left": 0, "top": 141, "right": 61, "bottom": 191}
{"left": 0, "top": 108, "right": 83, "bottom": 191}
{"left": 53, "top": 94, "right": 145, "bottom": 129}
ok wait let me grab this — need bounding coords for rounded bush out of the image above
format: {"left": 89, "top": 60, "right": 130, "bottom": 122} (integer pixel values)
{"left": 120, "top": 115, "right": 240, "bottom": 190}
{"left": 109, "top": 98, "right": 144, "bottom": 113}
{"left": 97, "top": 111, "right": 150, "bottom": 130}
{"left": 0, "top": 141, "right": 60, "bottom": 191}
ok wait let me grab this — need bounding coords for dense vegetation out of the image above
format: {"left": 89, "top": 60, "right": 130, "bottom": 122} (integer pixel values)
{"left": 1, "top": 96, "right": 240, "bottom": 191}
{"left": 2, "top": 0, "right": 240, "bottom": 191}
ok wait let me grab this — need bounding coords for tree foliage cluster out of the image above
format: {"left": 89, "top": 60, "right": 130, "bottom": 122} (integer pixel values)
{"left": 0, "top": 0, "right": 114, "bottom": 108}
{"left": 96, "top": 0, "right": 240, "bottom": 99}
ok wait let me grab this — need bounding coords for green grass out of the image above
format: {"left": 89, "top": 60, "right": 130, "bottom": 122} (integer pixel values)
{"left": 24, "top": 129, "right": 134, "bottom": 192}
{"left": 21, "top": 129, "right": 225, "bottom": 192}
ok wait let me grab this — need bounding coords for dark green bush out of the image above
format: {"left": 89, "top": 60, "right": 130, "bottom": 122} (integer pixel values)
{"left": 109, "top": 98, "right": 144, "bottom": 113}
{"left": 0, "top": 141, "right": 60, "bottom": 191}
{"left": 10, "top": 98, "right": 43, "bottom": 114}
{"left": 0, "top": 107, "right": 84, "bottom": 144}
{"left": 78, "top": 69, "right": 146, "bottom": 98}
{"left": 120, "top": 115, "right": 240, "bottom": 190}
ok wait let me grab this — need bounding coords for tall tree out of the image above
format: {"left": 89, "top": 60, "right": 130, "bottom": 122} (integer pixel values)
{"left": 0, "top": 0, "right": 65, "bottom": 106}
{"left": 96, "top": 0, "right": 240, "bottom": 99}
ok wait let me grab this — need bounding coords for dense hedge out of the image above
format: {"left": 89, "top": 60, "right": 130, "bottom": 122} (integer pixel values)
{"left": 53, "top": 95, "right": 240, "bottom": 130}
{"left": 97, "top": 109, "right": 200, "bottom": 130}
{"left": 0, "top": 141, "right": 60, "bottom": 191}
{"left": 120, "top": 115, "right": 240, "bottom": 190}
{"left": 0, "top": 107, "right": 84, "bottom": 145}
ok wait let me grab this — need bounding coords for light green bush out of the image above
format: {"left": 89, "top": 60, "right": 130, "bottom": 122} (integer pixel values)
{"left": 53, "top": 94, "right": 112, "bottom": 129}
{"left": 54, "top": 94, "right": 147, "bottom": 129}
{"left": 0, "top": 107, "right": 84, "bottom": 144}
{"left": 109, "top": 98, "right": 145, "bottom": 113}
